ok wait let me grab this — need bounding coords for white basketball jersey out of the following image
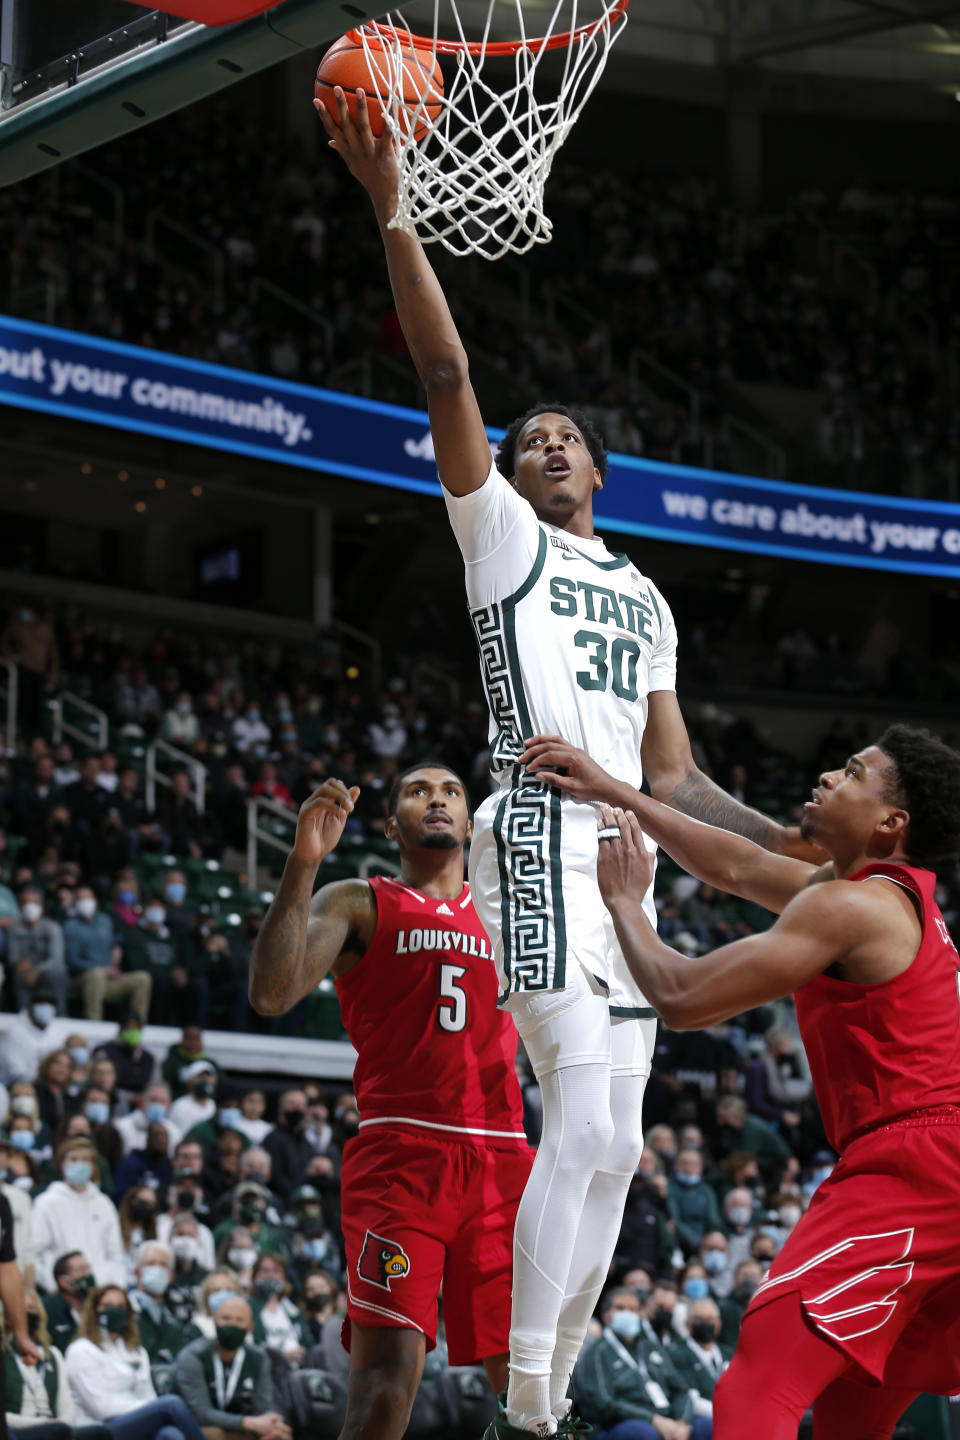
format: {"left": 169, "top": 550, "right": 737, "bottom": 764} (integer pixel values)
{"left": 445, "top": 465, "right": 677, "bottom": 1005}
{"left": 445, "top": 464, "right": 677, "bottom": 787}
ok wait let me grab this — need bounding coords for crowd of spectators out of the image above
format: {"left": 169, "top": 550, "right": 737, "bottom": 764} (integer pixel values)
{"left": 1, "top": 91, "right": 957, "bottom": 496}
{"left": 1, "top": 591, "right": 957, "bottom": 1436}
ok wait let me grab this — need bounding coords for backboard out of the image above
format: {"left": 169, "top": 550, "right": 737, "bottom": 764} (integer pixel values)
{"left": 0, "top": 0, "right": 389, "bottom": 188}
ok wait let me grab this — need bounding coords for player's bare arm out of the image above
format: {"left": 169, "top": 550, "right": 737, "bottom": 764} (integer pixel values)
{"left": 249, "top": 779, "right": 376, "bottom": 1014}
{"left": 595, "top": 806, "right": 917, "bottom": 1030}
{"left": 315, "top": 88, "right": 491, "bottom": 496}
{"left": 521, "top": 734, "right": 827, "bottom": 914}
{"left": 641, "top": 691, "right": 827, "bottom": 862}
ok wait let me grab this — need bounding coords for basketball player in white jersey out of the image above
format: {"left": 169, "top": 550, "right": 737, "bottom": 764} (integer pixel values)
{"left": 316, "top": 89, "right": 817, "bottom": 1440}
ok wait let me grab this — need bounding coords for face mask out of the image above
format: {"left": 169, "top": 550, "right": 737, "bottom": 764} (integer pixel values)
{"left": 11, "top": 1131, "right": 35, "bottom": 1151}
{"left": 117, "top": 889, "right": 138, "bottom": 906}
{"left": 305, "top": 1292, "right": 334, "bottom": 1313}
{"left": 11, "top": 1097, "right": 35, "bottom": 1117}
{"left": 176, "top": 1190, "right": 196, "bottom": 1210}
{"left": 302, "top": 1238, "right": 329, "bottom": 1263}
{"left": 753, "top": 1253, "right": 776, "bottom": 1268}
{"left": 609, "top": 1310, "right": 642, "bottom": 1342}
{"left": 690, "top": 1321, "right": 718, "bottom": 1346}
{"left": 216, "top": 1324, "right": 248, "bottom": 1352}
{"left": 32, "top": 1004, "right": 56, "bottom": 1027}
{"left": 779, "top": 1206, "right": 802, "bottom": 1228}
{"left": 64, "top": 1160, "right": 93, "bottom": 1187}
{"left": 811, "top": 1165, "right": 833, "bottom": 1187}
{"left": 145, "top": 906, "right": 166, "bottom": 926}
{"left": 72, "top": 1273, "right": 96, "bottom": 1299}
{"left": 76, "top": 896, "right": 98, "bottom": 920}
{"left": 219, "top": 1107, "right": 243, "bottom": 1130}
{"left": 177, "top": 702, "right": 191, "bottom": 715}
{"left": 684, "top": 1278, "right": 710, "bottom": 1300}
{"left": 192, "top": 1082, "right": 215, "bottom": 1100}
{"left": 633, "top": 1286, "right": 650, "bottom": 1305}
{"left": 98, "top": 1306, "right": 129, "bottom": 1336}
{"left": 228, "top": 1248, "right": 257, "bottom": 1271}
{"left": 208, "top": 1288, "right": 235, "bottom": 1313}
{"left": 726, "top": 1204, "right": 752, "bottom": 1228}
{"left": 85, "top": 1102, "right": 109, "bottom": 1125}
{"left": 245, "top": 1170, "right": 269, "bottom": 1187}
{"left": 27, "top": 1312, "right": 41, "bottom": 1337}
{"left": 254, "top": 1276, "right": 284, "bottom": 1299}
{"left": 703, "top": 1249, "right": 728, "bottom": 1274}
{"left": 734, "top": 1278, "right": 759, "bottom": 1302}
{"left": 283, "top": 1109, "right": 305, "bottom": 1129}
{"left": 120, "top": 1029, "right": 142, "bottom": 1048}
{"left": 172, "top": 1236, "right": 199, "bottom": 1265}
{"left": 146, "top": 1103, "right": 168, "bottom": 1123}
{"left": 70, "top": 1046, "right": 90, "bottom": 1066}
{"left": 165, "top": 883, "right": 186, "bottom": 905}
{"left": 141, "top": 1264, "right": 170, "bottom": 1296}
{"left": 238, "top": 1201, "right": 264, "bottom": 1224}
{"left": 651, "top": 1306, "right": 673, "bottom": 1335}
{"left": 21, "top": 902, "right": 43, "bottom": 924}
{"left": 675, "top": 1172, "right": 700, "bottom": 1187}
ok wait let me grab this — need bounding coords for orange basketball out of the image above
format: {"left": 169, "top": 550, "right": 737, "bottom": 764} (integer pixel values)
{"left": 315, "top": 33, "right": 443, "bottom": 143}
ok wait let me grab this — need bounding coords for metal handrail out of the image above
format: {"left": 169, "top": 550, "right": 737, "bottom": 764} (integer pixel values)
{"left": 0, "top": 660, "right": 18, "bottom": 755}
{"left": 358, "top": 851, "right": 400, "bottom": 879}
{"left": 51, "top": 691, "right": 108, "bottom": 750}
{"left": 332, "top": 619, "right": 382, "bottom": 693}
{"left": 249, "top": 277, "right": 335, "bottom": 368}
{"left": 146, "top": 738, "right": 206, "bottom": 814}
{"left": 145, "top": 210, "right": 225, "bottom": 307}
{"left": 724, "top": 414, "right": 787, "bottom": 480}
{"left": 70, "top": 160, "right": 125, "bottom": 247}
{"left": 246, "top": 794, "right": 298, "bottom": 884}
{"left": 411, "top": 659, "right": 461, "bottom": 712}
{"left": 628, "top": 347, "right": 702, "bottom": 434}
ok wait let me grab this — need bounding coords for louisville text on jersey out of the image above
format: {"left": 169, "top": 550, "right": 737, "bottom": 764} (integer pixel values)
{"left": 394, "top": 927, "right": 493, "bottom": 958}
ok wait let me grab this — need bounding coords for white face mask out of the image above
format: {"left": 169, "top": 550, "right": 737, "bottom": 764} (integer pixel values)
{"left": 77, "top": 897, "right": 98, "bottom": 920}
{"left": 21, "top": 902, "right": 43, "bottom": 924}
{"left": 227, "top": 1248, "right": 257, "bottom": 1271}
{"left": 11, "top": 1097, "right": 35, "bottom": 1117}
{"left": 171, "top": 1236, "right": 200, "bottom": 1265}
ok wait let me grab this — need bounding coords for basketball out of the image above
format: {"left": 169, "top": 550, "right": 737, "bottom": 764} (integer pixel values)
{"left": 314, "top": 33, "right": 443, "bottom": 143}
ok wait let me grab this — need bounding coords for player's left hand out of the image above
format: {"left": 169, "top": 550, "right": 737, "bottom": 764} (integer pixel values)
{"left": 776, "top": 824, "right": 830, "bottom": 865}
{"left": 14, "top": 1333, "right": 39, "bottom": 1366}
{"left": 522, "top": 734, "right": 622, "bottom": 803}
{"left": 595, "top": 805, "right": 655, "bottom": 905}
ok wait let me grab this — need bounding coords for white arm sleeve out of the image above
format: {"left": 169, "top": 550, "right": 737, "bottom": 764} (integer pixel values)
{"left": 648, "top": 582, "right": 678, "bottom": 693}
{"left": 442, "top": 464, "right": 542, "bottom": 607}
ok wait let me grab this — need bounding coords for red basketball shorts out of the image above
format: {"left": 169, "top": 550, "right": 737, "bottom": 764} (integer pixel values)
{"left": 340, "top": 1125, "right": 533, "bottom": 1364}
{"left": 746, "top": 1110, "right": 960, "bottom": 1392}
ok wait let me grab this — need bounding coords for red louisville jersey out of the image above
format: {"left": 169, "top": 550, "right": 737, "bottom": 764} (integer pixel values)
{"left": 795, "top": 861, "right": 960, "bottom": 1153}
{"left": 334, "top": 875, "right": 527, "bottom": 1147}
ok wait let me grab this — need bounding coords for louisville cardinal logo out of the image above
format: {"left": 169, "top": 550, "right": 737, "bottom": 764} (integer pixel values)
{"left": 358, "top": 1230, "right": 411, "bottom": 1291}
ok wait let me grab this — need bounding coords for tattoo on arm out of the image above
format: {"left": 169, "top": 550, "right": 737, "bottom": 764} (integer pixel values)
{"left": 667, "top": 768, "right": 775, "bottom": 849}
{"left": 249, "top": 871, "right": 369, "bottom": 1016}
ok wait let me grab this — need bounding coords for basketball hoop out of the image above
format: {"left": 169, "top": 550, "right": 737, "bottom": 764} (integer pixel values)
{"left": 347, "top": 0, "right": 631, "bottom": 261}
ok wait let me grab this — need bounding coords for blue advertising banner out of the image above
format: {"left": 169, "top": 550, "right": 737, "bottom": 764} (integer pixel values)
{"left": 1, "top": 313, "right": 959, "bottom": 578}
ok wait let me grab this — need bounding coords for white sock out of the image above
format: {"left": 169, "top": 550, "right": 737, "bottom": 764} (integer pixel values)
{"left": 548, "top": 1070, "right": 649, "bottom": 1413}
{"left": 506, "top": 1063, "right": 614, "bottom": 1430}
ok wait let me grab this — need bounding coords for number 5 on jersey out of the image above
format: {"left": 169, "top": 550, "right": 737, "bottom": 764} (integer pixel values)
{"left": 438, "top": 963, "right": 468, "bottom": 1032}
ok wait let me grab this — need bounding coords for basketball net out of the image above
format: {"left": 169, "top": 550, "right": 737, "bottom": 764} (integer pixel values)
{"left": 352, "top": 0, "right": 630, "bottom": 261}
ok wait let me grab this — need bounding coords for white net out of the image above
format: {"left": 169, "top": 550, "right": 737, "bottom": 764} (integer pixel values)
{"left": 354, "top": 0, "right": 630, "bottom": 261}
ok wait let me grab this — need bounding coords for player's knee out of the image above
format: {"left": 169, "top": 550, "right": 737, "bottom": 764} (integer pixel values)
{"left": 341, "top": 1374, "right": 415, "bottom": 1440}
{"left": 600, "top": 1114, "right": 645, "bottom": 1175}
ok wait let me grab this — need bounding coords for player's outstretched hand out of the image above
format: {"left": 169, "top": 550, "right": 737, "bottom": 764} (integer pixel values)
{"left": 595, "top": 805, "right": 655, "bottom": 905}
{"left": 314, "top": 87, "right": 399, "bottom": 212}
{"left": 293, "top": 779, "right": 360, "bottom": 867}
{"left": 522, "top": 734, "right": 622, "bottom": 803}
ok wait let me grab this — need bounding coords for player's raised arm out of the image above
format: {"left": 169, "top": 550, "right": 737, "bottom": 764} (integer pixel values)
{"left": 595, "top": 808, "right": 860, "bottom": 1029}
{"left": 641, "top": 690, "right": 828, "bottom": 863}
{"left": 249, "top": 779, "right": 375, "bottom": 1014}
{"left": 522, "top": 735, "right": 823, "bottom": 914}
{"left": 315, "top": 89, "right": 491, "bottom": 496}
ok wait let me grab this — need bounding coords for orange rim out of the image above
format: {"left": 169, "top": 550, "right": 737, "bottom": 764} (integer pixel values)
{"left": 347, "top": 0, "right": 629, "bottom": 58}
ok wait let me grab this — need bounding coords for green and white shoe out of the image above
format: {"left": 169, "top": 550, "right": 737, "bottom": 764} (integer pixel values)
{"left": 482, "top": 1394, "right": 557, "bottom": 1440}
